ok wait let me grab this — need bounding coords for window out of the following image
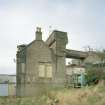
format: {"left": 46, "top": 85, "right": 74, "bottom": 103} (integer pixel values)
{"left": 46, "top": 64, "right": 52, "bottom": 78}
{"left": 38, "top": 63, "right": 52, "bottom": 78}
{"left": 21, "top": 63, "right": 25, "bottom": 73}
{"left": 38, "top": 64, "right": 45, "bottom": 77}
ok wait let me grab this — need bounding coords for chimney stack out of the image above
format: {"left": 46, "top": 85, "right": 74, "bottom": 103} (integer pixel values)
{"left": 35, "top": 27, "right": 42, "bottom": 40}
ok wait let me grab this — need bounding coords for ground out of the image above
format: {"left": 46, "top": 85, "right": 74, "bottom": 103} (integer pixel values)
{"left": 0, "top": 83, "right": 105, "bottom": 105}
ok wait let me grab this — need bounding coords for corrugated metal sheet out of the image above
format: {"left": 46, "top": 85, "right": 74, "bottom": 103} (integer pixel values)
{"left": 0, "top": 84, "right": 8, "bottom": 96}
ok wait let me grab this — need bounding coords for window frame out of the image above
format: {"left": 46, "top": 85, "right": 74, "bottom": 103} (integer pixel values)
{"left": 38, "top": 63, "right": 53, "bottom": 79}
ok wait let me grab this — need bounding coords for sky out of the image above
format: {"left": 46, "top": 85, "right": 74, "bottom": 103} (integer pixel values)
{"left": 0, "top": 0, "right": 105, "bottom": 74}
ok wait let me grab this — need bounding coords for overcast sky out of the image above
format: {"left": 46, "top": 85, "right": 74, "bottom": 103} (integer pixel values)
{"left": 0, "top": 0, "right": 105, "bottom": 74}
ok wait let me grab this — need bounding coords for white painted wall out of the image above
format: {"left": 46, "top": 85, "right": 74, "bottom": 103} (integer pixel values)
{"left": 66, "top": 66, "right": 85, "bottom": 75}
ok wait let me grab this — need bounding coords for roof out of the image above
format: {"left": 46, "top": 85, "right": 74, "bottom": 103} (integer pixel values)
{"left": 17, "top": 40, "right": 48, "bottom": 53}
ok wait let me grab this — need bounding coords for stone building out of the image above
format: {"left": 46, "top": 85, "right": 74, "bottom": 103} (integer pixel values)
{"left": 17, "top": 27, "right": 97, "bottom": 96}
{"left": 16, "top": 27, "right": 68, "bottom": 96}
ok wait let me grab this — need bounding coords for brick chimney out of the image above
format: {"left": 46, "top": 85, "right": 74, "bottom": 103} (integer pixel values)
{"left": 35, "top": 27, "right": 42, "bottom": 40}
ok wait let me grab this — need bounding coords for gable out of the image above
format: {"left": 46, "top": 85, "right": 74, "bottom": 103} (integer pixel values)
{"left": 26, "top": 40, "right": 53, "bottom": 62}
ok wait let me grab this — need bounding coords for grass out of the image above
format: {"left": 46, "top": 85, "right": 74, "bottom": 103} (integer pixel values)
{"left": 0, "top": 83, "right": 105, "bottom": 105}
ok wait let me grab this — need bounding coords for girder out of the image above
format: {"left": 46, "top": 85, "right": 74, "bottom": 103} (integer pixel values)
{"left": 65, "top": 49, "right": 87, "bottom": 59}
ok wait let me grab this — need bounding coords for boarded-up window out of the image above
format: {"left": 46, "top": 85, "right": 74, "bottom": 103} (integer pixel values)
{"left": 21, "top": 63, "right": 25, "bottom": 73}
{"left": 38, "top": 63, "right": 52, "bottom": 78}
{"left": 38, "top": 64, "right": 45, "bottom": 77}
{"left": 46, "top": 64, "right": 52, "bottom": 78}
